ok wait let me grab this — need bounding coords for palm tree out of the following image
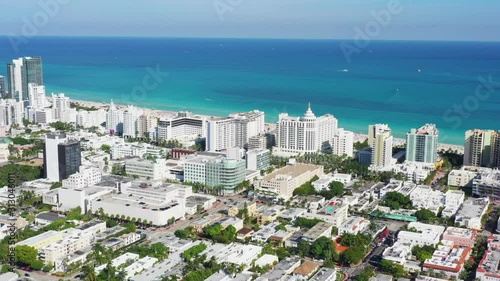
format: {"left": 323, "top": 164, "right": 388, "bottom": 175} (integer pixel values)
{"left": 116, "top": 269, "right": 127, "bottom": 280}
{"left": 83, "top": 265, "right": 97, "bottom": 281}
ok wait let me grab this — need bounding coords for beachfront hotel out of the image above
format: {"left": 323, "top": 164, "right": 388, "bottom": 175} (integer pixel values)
{"left": 406, "top": 124, "right": 439, "bottom": 164}
{"left": 464, "top": 129, "right": 500, "bottom": 168}
{"left": 369, "top": 124, "right": 393, "bottom": 168}
{"left": 207, "top": 110, "right": 265, "bottom": 152}
{"left": 331, "top": 128, "right": 354, "bottom": 157}
{"left": 106, "top": 100, "right": 124, "bottom": 135}
{"left": 157, "top": 111, "right": 208, "bottom": 141}
{"left": 274, "top": 104, "right": 337, "bottom": 156}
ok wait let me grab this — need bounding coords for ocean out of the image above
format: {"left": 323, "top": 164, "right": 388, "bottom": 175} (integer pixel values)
{"left": 1, "top": 36, "right": 500, "bottom": 145}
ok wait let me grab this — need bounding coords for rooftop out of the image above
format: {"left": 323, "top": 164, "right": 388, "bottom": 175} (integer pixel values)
{"left": 309, "top": 267, "right": 337, "bottom": 281}
{"left": 35, "top": 212, "right": 66, "bottom": 222}
{"left": 302, "top": 222, "right": 333, "bottom": 240}
{"left": 263, "top": 163, "right": 323, "bottom": 181}
{"left": 293, "top": 261, "right": 320, "bottom": 276}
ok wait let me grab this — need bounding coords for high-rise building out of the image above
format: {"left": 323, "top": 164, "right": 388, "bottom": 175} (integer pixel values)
{"left": 183, "top": 156, "right": 246, "bottom": 194}
{"left": 123, "top": 105, "right": 140, "bottom": 138}
{"left": 275, "top": 104, "right": 338, "bottom": 155}
{"left": 52, "top": 93, "right": 70, "bottom": 120}
{"left": 157, "top": 111, "right": 207, "bottom": 141}
{"left": 331, "top": 128, "right": 354, "bottom": 157}
{"left": 106, "top": 100, "right": 124, "bottom": 135}
{"left": 0, "top": 76, "right": 6, "bottom": 98}
{"left": 137, "top": 114, "right": 158, "bottom": 139}
{"left": 492, "top": 133, "right": 500, "bottom": 168}
{"left": 7, "top": 57, "right": 43, "bottom": 102}
{"left": 27, "top": 83, "right": 47, "bottom": 109}
{"left": 0, "top": 99, "right": 23, "bottom": 126}
{"left": 406, "top": 124, "right": 439, "bottom": 164}
{"left": 43, "top": 133, "right": 81, "bottom": 181}
{"left": 246, "top": 149, "right": 271, "bottom": 171}
{"left": 207, "top": 110, "right": 265, "bottom": 152}
{"left": 464, "top": 130, "right": 499, "bottom": 167}
{"left": 368, "top": 124, "right": 393, "bottom": 168}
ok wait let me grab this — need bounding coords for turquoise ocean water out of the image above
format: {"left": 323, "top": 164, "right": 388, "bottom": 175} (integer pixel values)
{"left": 1, "top": 36, "right": 500, "bottom": 145}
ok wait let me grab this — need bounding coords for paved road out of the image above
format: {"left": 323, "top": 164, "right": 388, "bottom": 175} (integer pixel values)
{"left": 145, "top": 200, "right": 229, "bottom": 242}
{"left": 16, "top": 269, "right": 61, "bottom": 281}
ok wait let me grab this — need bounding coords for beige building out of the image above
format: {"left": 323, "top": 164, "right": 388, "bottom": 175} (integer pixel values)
{"left": 227, "top": 201, "right": 257, "bottom": 217}
{"left": 256, "top": 163, "right": 324, "bottom": 200}
{"left": 16, "top": 230, "right": 64, "bottom": 250}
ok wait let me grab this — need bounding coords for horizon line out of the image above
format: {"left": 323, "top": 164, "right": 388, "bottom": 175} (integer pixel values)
{"left": 1, "top": 34, "right": 500, "bottom": 43}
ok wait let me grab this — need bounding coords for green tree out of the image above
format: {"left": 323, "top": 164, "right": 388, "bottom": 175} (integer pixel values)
{"left": 412, "top": 245, "right": 436, "bottom": 262}
{"left": 15, "top": 245, "right": 38, "bottom": 266}
{"left": 415, "top": 209, "right": 438, "bottom": 223}
{"left": 294, "top": 217, "right": 323, "bottom": 229}
{"left": 0, "top": 264, "right": 12, "bottom": 273}
{"left": 100, "top": 144, "right": 111, "bottom": 153}
{"left": 341, "top": 245, "right": 365, "bottom": 265}
{"left": 383, "top": 191, "right": 412, "bottom": 210}
{"left": 329, "top": 181, "right": 345, "bottom": 197}
{"left": 297, "top": 240, "right": 311, "bottom": 257}
{"left": 310, "top": 237, "right": 336, "bottom": 260}
{"left": 30, "top": 260, "right": 44, "bottom": 270}
{"left": 379, "top": 260, "right": 406, "bottom": 278}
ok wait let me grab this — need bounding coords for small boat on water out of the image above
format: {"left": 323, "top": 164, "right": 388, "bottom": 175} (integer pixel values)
{"left": 338, "top": 69, "right": 349, "bottom": 73}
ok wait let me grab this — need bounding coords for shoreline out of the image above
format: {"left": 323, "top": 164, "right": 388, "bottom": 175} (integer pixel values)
{"left": 68, "top": 98, "right": 465, "bottom": 153}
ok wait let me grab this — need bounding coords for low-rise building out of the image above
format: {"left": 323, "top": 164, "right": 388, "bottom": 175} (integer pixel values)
{"left": 382, "top": 241, "right": 413, "bottom": 265}
{"left": 95, "top": 252, "right": 140, "bottom": 274}
{"left": 219, "top": 217, "right": 244, "bottom": 231}
{"left": 476, "top": 234, "right": 500, "bottom": 281}
{"left": 256, "top": 163, "right": 324, "bottom": 200}
{"left": 227, "top": 201, "right": 257, "bottom": 217}
{"left": 309, "top": 267, "right": 337, "bottom": 281}
{"left": 16, "top": 230, "right": 63, "bottom": 250}
{"left": 124, "top": 256, "right": 158, "bottom": 279}
{"left": 423, "top": 240, "right": 472, "bottom": 278}
{"left": 257, "top": 205, "right": 285, "bottom": 224}
{"left": 35, "top": 212, "right": 66, "bottom": 226}
{"left": 125, "top": 158, "right": 168, "bottom": 181}
{"left": 185, "top": 194, "right": 216, "bottom": 215}
{"left": 473, "top": 169, "right": 500, "bottom": 200}
{"left": 293, "top": 261, "right": 320, "bottom": 280}
{"left": 301, "top": 222, "right": 333, "bottom": 243}
{"left": 409, "top": 185, "right": 444, "bottom": 214}
{"left": 254, "top": 254, "right": 279, "bottom": 268}
{"left": 209, "top": 243, "right": 263, "bottom": 270}
{"left": 90, "top": 181, "right": 193, "bottom": 226}
{"left": 442, "top": 190, "right": 465, "bottom": 218}
{"left": 338, "top": 216, "right": 370, "bottom": 235}
{"left": 62, "top": 165, "right": 102, "bottom": 189}
{"left": 448, "top": 168, "right": 479, "bottom": 187}
{"left": 442, "top": 227, "right": 477, "bottom": 248}
{"left": 301, "top": 198, "right": 349, "bottom": 228}
{"left": 455, "top": 197, "right": 489, "bottom": 230}
{"left": 257, "top": 256, "right": 301, "bottom": 281}
{"left": 397, "top": 222, "right": 445, "bottom": 247}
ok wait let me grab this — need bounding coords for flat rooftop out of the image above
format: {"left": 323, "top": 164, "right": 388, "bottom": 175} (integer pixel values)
{"left": 263, "top": 163, "right": 322, "bottom": 181}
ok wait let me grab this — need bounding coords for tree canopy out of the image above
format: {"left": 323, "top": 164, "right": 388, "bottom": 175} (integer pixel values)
{"left": 383, "top": 191, "right": 412, "bottom": 210}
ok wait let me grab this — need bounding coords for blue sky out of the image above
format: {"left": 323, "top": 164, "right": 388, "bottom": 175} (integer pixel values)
{"left": 1, "top": 0, "right": 499, "bottom": 41}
